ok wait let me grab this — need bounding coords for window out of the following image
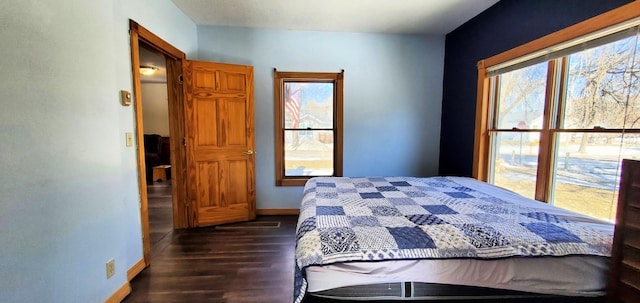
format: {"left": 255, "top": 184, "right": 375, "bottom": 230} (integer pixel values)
{"left": 475, "top": 9, "right": 640, "bottom": 222}
{"left": 274, "top": 71, "right": 344, "bottom": 186}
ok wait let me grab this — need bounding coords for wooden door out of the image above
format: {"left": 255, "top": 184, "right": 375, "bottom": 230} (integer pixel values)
{"left": 183, "top": 60, "right": 256, "bottom": 227}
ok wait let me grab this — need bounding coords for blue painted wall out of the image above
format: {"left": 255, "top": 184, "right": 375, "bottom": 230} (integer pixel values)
{"left": 0, "top": 0, "right": 196, "bottom": 301}
{"left": 439, "top": 0, "right": 633, "bottom": 176}
{"left": 198, "top": 26, "right": 445, "bottom": 209}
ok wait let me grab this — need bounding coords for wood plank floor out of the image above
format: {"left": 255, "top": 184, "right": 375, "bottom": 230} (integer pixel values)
{"left": 123, "top": 215, "right": 297, "bottom": 303}
{"left": 147, "top": 181, "right": 173, "bottom": 246}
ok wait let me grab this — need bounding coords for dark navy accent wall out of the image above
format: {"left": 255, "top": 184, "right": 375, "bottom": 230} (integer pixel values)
{"left": 439, "top": 0, "right": 632, "bottom": 177}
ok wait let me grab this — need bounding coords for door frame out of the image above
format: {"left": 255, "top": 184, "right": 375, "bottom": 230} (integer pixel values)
{"left": 129, "top": 20, "right": 189, "bottom": 266}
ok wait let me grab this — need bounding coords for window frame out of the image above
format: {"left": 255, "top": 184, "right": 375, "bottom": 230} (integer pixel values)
{"left": 273, "top": 70, "right": 344, "bottom": 186}
{"left": 474, "top": 1, "right": 640, "bottom": 203}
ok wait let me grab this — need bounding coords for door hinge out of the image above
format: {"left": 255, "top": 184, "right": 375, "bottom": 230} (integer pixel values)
{"left": 183, "top": 137, "right": 187, "bottom": 147}
{"left": 178, "top": 74, "right": 184, "bottom": 84}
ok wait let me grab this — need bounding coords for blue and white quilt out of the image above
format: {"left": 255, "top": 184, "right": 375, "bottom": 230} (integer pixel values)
{"left": 293, "top": 176, "right": 614, "bottom": 303}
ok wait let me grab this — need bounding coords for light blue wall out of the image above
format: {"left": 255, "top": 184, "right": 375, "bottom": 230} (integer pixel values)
{"left": 197, "top": 26, "right": 444, "bottom": 209}
{"left": 0, "top": 1, "right": 444, "bottom": 298}
{"left": 0, "top": 0, "right": 196, "bottom": 302}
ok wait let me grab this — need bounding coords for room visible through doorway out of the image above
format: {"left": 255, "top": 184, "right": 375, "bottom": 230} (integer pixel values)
{"left": 139, "top": 41, "right": 173, "bottom": 246}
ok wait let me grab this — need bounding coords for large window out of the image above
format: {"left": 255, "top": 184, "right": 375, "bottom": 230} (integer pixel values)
{"left": 274, "top": 71, "right": 344, "bottom": 186}
{"left": 475, "top": 12, "right": 640, "bottom": 222}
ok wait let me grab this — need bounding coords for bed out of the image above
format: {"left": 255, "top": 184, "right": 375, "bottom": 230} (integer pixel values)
{"left": 293, "top": 176, "right": 614, "bottom": 303}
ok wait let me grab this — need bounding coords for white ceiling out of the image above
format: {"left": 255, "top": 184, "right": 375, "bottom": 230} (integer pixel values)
{"left": 140, "top": 0, "right": 499, "bottom": 81}
{"left": 171, "top": 0, "right": 500, "bottom": 35}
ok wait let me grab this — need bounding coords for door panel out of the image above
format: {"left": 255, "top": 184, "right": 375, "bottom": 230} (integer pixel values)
{"left": 194, "top": 70, "right": 216, "bottom": 90}
{"left": 184, "top": 60, "right": 255, "bottom": 227}
{"left": 195, "top": 98, "right": 218, "bottom": 146}
{"left": 197, "top": 162, "right": 219, "bottom": 208}
{"left": 227, "top": 99, "right": 247, "bottom": 146}
{"left": 229, "top": 160, "right": 248, "bottom": 204}
{"left": 217, "top": 71, "right": 246, "bottom": 93}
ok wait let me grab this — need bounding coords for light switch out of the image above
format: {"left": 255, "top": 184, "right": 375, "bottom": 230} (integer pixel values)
{"left": 125, "top": 132, "right": 133, "bottom": 147}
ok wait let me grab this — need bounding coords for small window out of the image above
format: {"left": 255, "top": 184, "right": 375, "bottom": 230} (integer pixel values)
{"left": 274, "top": 71, "right": 344, "bottom": 186}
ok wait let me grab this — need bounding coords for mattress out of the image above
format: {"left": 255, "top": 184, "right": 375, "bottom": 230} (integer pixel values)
{"left": 294, "top": 176, "right": 614, "bottom": 302}
{"left": 306, "top": 256, "right": 609, "bottom": 297}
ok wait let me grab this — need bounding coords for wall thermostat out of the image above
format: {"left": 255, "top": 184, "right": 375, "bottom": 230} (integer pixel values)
{"left": 120, "top": 90, "right": 132, "bottom": 106}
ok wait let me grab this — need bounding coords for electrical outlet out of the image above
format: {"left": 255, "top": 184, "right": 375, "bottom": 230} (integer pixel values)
{"left": 106, "top": 259, "right": 115, "bottom": 279}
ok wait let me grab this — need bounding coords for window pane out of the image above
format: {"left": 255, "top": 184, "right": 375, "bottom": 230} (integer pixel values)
{"left": 284, "top": 82, "right": 334, "bottom": 129}
{"left": 548, "top": 133, "right": 632, "bottom": 221}
{"left": 562, "top": 35, "right": 639, "bottom": 129}
{"left": 489, "top": 131, "right": 540, "bottom": 199}
{"left": 284, "top": 130, "right": 333, "bottom": 176}
{"left": 495, "top": 62, "right": 548, "bottom": 130}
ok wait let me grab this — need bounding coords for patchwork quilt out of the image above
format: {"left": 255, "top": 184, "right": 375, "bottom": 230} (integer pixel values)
{"left": 293, "top": 176, "right": 614, "bottom": 303}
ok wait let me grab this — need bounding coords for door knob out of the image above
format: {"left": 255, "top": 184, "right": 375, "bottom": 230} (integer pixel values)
{"left": 243, "top": 150, "right": 254, "bottom": 155}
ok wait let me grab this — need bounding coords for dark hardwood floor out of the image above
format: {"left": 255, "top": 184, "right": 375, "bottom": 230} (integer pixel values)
{"left": 129, "top": 183, "right": 605, "bottom": 303}
{"left": 123, "top": 215, "right": 297, "bottom": 303}
{"left": 147, "top": 181, "right": 173, "bottom": 246}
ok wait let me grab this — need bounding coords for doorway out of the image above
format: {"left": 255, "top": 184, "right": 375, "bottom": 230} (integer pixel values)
{"left": 129, "top": 20, "right": 189, "bottom": 267}
{"left": 138, "top": 41, "right": 173, "bottom": 247}
{"left": 128, "top": 21, "right": 256, "bottom": 270}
